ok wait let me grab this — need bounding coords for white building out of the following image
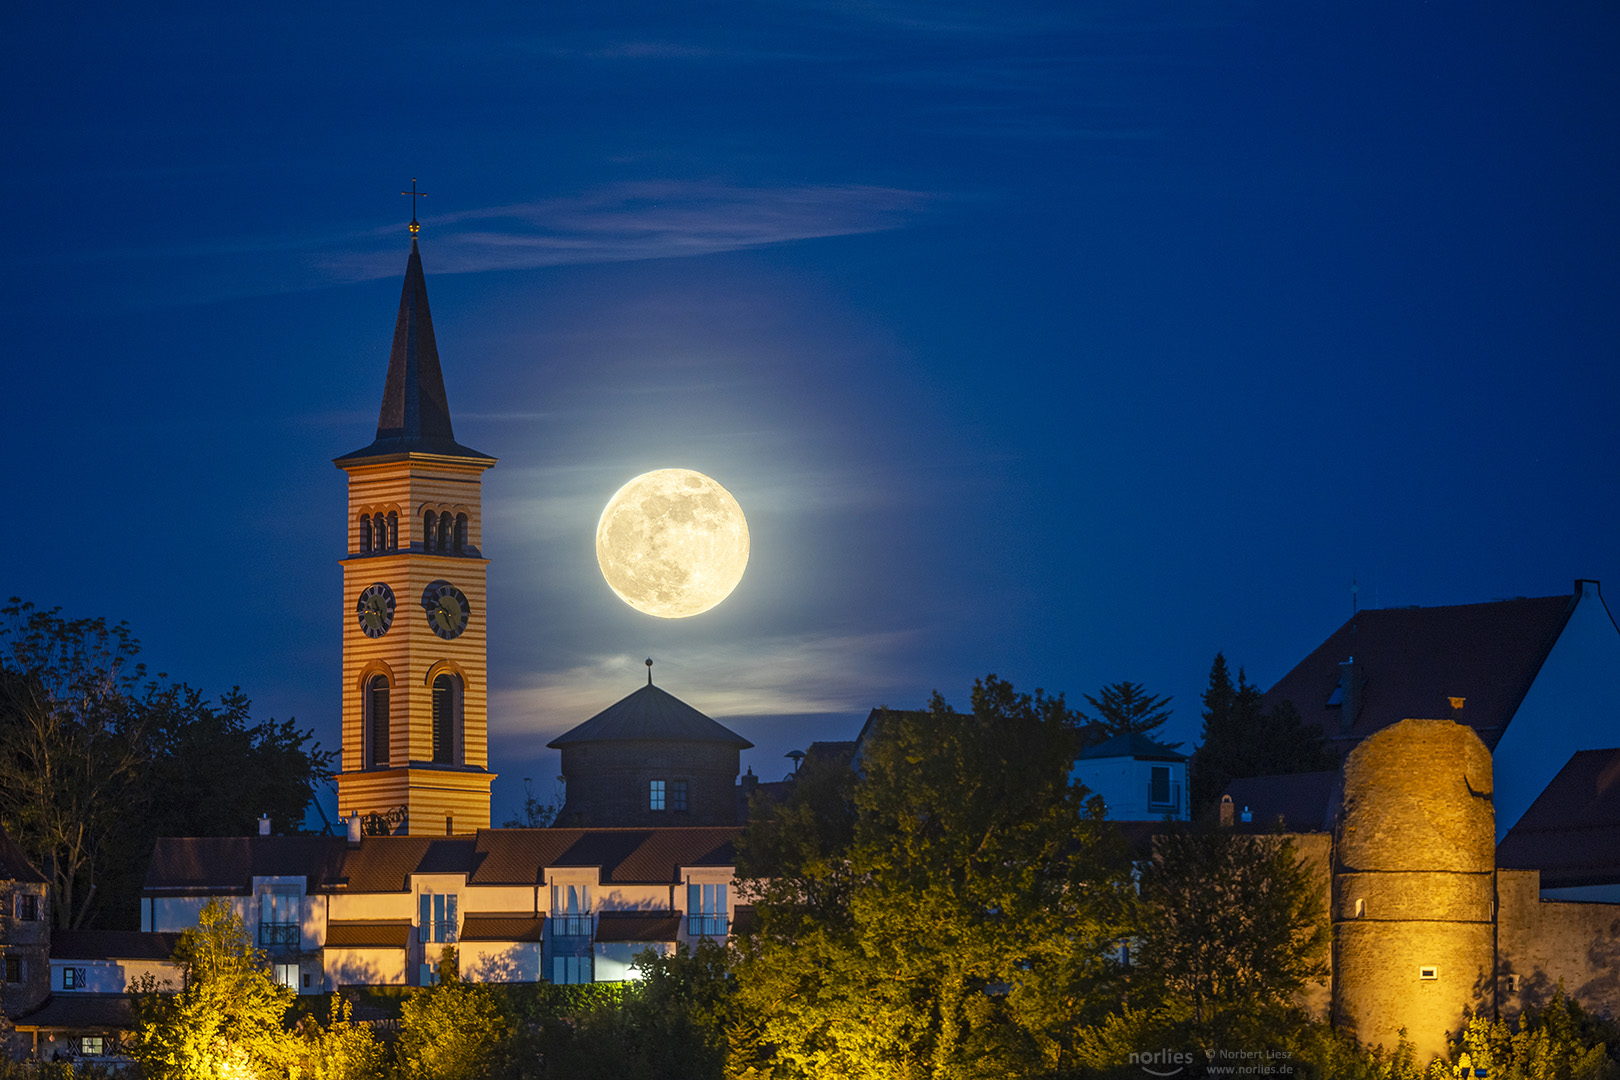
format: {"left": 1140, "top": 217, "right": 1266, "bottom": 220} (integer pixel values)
{"left": 1069, "top": 732, "right": 1188, "bottom": 821}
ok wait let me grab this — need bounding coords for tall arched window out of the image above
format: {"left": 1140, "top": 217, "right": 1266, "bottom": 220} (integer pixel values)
{"left": 423, "top": 511, "right": 438, "bottom": 553}
{"left": 454, "top": 514, "right": 468, "bottom": 553}
{"left": 431, "top": 674, "right": 459, "bottom": 765}
{"left": 437, "top": 513, "right": 450, "bottom": 553}
{"left": 367, "top": 676, "right": 390, "bottom": 769}
{"left": 360, "top": 515, "right": 373, "bottom": 553}
{"left": 386, "top": 512, "right": 398, "bottom": 550}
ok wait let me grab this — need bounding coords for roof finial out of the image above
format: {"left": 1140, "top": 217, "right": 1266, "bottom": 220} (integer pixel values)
{"left": 645, "top": 658, "right": 654, "bottom": 686}
{"left": 401, "top": 177, "right": 427, "bottom": 235}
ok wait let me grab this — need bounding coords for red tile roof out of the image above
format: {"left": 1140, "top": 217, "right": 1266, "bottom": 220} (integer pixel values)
{"left": 1497, "top": 747, "right": 1620, "bottom": 888}
{"left": 460, "top": 916, "right": 545, "bottom": 942}
{"left": 324, "top": 921, "right": 412, "bottom": 948}
{"left": 595, "top": 912, "right": 681, "bottom": 943}
{"left": 1261, "top": 594, "right": 1574, "bottom": 751}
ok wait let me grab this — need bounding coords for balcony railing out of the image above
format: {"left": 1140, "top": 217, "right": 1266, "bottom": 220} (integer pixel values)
{"left": 551, "top": 914, "right": 593, "bottom": 938}
{"left": 259, "top": 923, "right": 299, "bottom": 948}
{"left": 687, "top": 914, "right": 728, "bottom": 938}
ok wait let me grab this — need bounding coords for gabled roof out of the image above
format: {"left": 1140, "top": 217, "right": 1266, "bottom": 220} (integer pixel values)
{"left": 1221, "top": 771, "right": 1340, "bottom": 833}
{"left": 1497, "top": 747, "right": 1620, "bottom": 888}
{"left": 144, "top": 836, "right": 349, "bottom": 894}
{"left": 0, "top": 823, "right": 46, "bottom": 883}
{"left": 51, "top": 931, "right": 181, "bottom": 962}
{"left": 335, "top": 240, "right": 493, "bottom": 464}
{"left": 1261, "top": 594, "right": 1575, "bottom": 751}
{"left": 548, "top": 683, "right": 752, "bottom": 749}
{"left": 1076, "top": 731, "right": 1187, "bottom": 762}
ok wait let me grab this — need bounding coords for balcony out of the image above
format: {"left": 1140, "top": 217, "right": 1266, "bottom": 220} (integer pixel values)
{"left": 551, "top": 914, "right": 593, "bottom": 939}
{"left": 687, "top": 914, "right": 728, "bottom": 938}
{"left": 258, "top": 922, "right": 299, "bottom": 949}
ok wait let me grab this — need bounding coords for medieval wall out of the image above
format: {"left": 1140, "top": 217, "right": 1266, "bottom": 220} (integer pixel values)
{"left": 1497, "top": 868, "right": 1620, "bottom": 1019}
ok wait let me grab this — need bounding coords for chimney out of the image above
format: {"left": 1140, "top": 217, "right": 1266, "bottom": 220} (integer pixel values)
{"left": 258, "top": 815, "right": 271, "bottom": 837}
{"left": 347, "top": 815, "right": 363, "bottom": 844}
{"left": 740, "top": 767, "right": 758, "bottom": 796}
{"left": 1448, "top": 696, "right": 1466, "bottom": 720}
{"left": 1219, "top": 794, "right": 1234, "bottom": 828}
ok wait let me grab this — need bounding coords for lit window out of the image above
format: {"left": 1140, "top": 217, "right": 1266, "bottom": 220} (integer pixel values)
{"left": 552, "top": 955, "right": 592, "bottom": 984}
{"left": 80, "top": 1036, "right": 103, "bottom": 1056}
{"left": 259, "top": 886, "right": 300, "bottom": 948}
{"left": 550, "top": 884, "right": 592, "bottom": 938}
{"left": 687, "top": 883, "right": 728, "bottom": 938}
{"left": 418, "top": 892, "right": 458, "bottom": 943}
{"left": 273, "top": 963, "right": 299, "bottom": 989}
{"left": 649, "top": 779, "right": 665, "bottom": 811}
{"left": 671, "top": 780, "right": 688, "bottom": 813}
{"left": 63, "top": 967, "right": 86, "bottom": 990}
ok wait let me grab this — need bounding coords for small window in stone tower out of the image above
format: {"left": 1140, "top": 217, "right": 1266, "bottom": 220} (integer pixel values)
{"left": 1354, "top": 898, "right": 1365, "bottom": 919}
{"left": 367, "top": 676, "right": 390, "bottom": 768}
{"left": 432, "top": 675, "right": 457, "bottom": 765}
{"left": 1419, "top": 966, "right": 1439, "bottom": 980}
{"left": 671, "top": 779, "right": 688, "bottom": 812}
{"left": 649, "top": 779, "right": 666, "bottom": 811}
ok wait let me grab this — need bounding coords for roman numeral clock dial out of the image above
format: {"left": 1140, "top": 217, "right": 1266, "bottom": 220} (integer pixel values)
{"left": 356, "top": 582, "right": 396, "bottom": 638}
{"left": 422, "top": 580, "right": 471, "bottom": 640}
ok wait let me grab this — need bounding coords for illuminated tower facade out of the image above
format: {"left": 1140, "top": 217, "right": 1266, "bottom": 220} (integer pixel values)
{"left": 333, "top": 239, "right": 497, "bottom": 835}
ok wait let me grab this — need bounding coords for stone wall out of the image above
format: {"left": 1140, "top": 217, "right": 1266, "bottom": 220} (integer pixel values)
{"left": 0, "top": 880, "right": 50, "bottom": 1021}
{"left": 1497, "top": 868, "right": 1620, "bottom": 1019}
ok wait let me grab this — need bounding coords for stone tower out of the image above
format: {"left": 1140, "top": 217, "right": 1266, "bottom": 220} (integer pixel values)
{"left": 548, "top": 669, "right": 753, "bottom": 827}
{"left": 1333, "top": 718, "right": 1495, "bottom": 1059}
{"left": 332, "top": 240, "right": 497, "bottom": 835}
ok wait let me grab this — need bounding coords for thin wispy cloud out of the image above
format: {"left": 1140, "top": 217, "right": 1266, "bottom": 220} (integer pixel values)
{"left": 490, "top": 629, "right": 915, "bottom": 738}
{"left": 318, "top": 181, "right": 934, "bottom": 282}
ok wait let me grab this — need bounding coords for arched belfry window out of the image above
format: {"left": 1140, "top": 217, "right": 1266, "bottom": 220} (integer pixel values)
{"left": 454, "top": 514, "right": 468, "bottom": 554}
{"left": 437, "top": 513, "right": 451, "bottom": 553}
{"left": 367, "top": 675, "right": 391, "bottom": 769}
{"left": 360, "top": 515, "right": 373, "bottom": 553}
{"left": 431, "top": 674, "right": 460, "bottom": 765}
{"left": 423, "top": 511, "right": 438, "bottom": 552}
{"left": 386, "top": 512, "right": 398, "bottom": 550}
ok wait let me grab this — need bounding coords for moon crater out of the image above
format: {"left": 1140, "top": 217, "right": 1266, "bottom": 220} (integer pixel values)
{"left": 596, "top": 469, "right": 750, "bottom": 618}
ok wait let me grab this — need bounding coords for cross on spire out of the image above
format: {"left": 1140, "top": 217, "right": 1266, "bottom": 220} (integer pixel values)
{"left": 401, "top": 178, "right": 428, "bottom": 235}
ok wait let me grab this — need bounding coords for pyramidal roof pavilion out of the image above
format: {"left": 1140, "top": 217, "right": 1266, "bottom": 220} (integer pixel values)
{"left": 549, "top": 677, "right": 753, "bottom": 749}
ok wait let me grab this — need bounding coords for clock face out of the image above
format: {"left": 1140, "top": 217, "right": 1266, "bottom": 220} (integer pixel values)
{"left": 356, "top": 582, "right": 396, "bottom": 638}
{"left": 422, "top": 580, "right": 471, "bottom": 640}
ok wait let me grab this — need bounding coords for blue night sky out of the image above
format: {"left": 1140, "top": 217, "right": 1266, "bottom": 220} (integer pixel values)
{"left": 4, "top": 2, "right": 1618, "bottom": 824}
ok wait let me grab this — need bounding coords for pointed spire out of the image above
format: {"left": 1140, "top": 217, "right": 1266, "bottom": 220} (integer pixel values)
{"left": 337, "top": 240, "right": 492, "bottom": 463}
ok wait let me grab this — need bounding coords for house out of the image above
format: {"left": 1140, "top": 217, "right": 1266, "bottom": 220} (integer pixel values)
{"left": 11, "top": 931, "right": 181, "bottom": 1067}
{"left": 0, "top": 824, "right": 50, "bottom": 1048}
{"left": 1497, "top": 746, "right": 1620, "bottom": 903}
{"left": 1070, "top": 732, "right": 1189, "bottom": 821}
{"left": 141, "top": 826, "right": 743, "bottom": 991}
{"left": 1260, "top": 581, "right": 1620, "bottom": 835}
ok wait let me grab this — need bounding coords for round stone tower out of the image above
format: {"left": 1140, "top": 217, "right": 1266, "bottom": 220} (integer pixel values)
{"left": 1333, "top": 718, "right": 1495, "bottom": 1060}
{"left": 547, "top": 670, "right": 753, "bottom": 828}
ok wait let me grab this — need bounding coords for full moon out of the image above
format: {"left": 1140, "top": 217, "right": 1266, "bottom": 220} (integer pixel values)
{"left": 595, "top": 468, "right": 750, "bottom": 619}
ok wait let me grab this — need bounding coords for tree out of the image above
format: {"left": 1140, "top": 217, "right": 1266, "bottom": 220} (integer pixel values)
{"left": 1189, "top": 654, "right": 1337, "bottom": 817}
{"left": 398, "top": 946, "right": 509, "bottom": 1080}
{"left": 1132, "top": 826, "right": 1330, "bottom": 1043}
{"left": 732, "top": 675, "right": 1134, "bottom": 1079}
{"left": 1077, "top": 681, "right": 1177, "bottom": 745}
{"left": 501, "top": 778, "right": 565, "bottom": 829}
{"left": 129, "top": 898, "right": 296, "bottom": 1080}
{"left": 0, "top": 599, "right": 333, "bottom": 928}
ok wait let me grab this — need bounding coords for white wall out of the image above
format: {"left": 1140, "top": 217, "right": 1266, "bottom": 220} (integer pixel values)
{"left": 462, "top": 942, "right": 542, "bottom": 982}
{"left": 1070, "top": 757, "right": 1187, "bottom": 821}
{"left": 1492, "top": 583, "right": 1620, "bottom": 837}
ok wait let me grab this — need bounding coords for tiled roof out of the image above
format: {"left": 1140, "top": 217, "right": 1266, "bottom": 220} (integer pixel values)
{"left": 1077, "top": 731, "right": 1187, "bottom": 762}
{"left": 336, "top": 836, "right": 478, "bottom": 893}
{"left": 0, "top": 824, "right": 46, "bottom": 883}
{"left": 1497, "top": 748, "right": 1620, "bottom": 888}
{"left": 595, "top": 912, "right": 680, "bottom": 943}
{"left": 548, "top": 683, "right": 753, "bottom": 748}
{"left": 470, "top": 827, "right": 740, "bottom": 886}
{"left": 144, "top": 836, "right": 348, "bottom": 893}
{"left": 51, "top": 931, "right": 181, "bottom": 962}
{"left": 460, "top": 915, "right": 546, "bottom": 942}
{"left": 325, "top": 921, "right": 412, "bottom": 948}
{"left": 1261, "top": 594, "right": 1574, "bottom": 751}
{"left": 13, "top": 994, "right": 135, "bottom": 1032}
{"left": 1221, "top": 771, "right": 1340, "bottom": 832}
{"left": 335, "top": 240, "right": 492, "bottom": 463}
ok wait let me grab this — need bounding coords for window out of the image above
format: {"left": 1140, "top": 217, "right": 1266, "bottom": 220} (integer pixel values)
{"left": 1419, "top": 966, "right": 1439, "bottom": 980}
{"left": 367, "top": 675, "right": 390, "bottom": 768}
{"left": 16, "top": 893, "right": 38, "bottom": 921}
{"left": 1149, "top": 766, "right": 1171, "bottom": 808}
{"left": 687, "top": 883, "right": 728, "bottom": 938}
{"left": 360, "top": 515, "right": 373, "bottom": 553}
{"left": 649, "top": 779, "right": 666, "bottom": 811}
{"left": 4, "top": 956, "right": 21, "bottom": 983}
{"left": 432, "top": 674, "right": 457, "bottom": 765}
{"left": 437, "top": 513, "right": 450, "bottom": 552}
{"left": 418, "top": 892, "right": 458, "bottom": 943}
{"left": 454, "top": 513, "right": 468, "bottom": 553}
{"left": 272, "top": 963, "right": 299, "bottom": 989}
{"left": 671, "top": 780, "right": 688, "bottom": 813}
{"left": 551, "top": 883, "right": 592, "bottom": 938}
{"left": 418, "top": 962, "right": 441, "bottom": 986}
{"left": 1355, "top": 898, "right": 1366, "bottom": 919}
{"left": 386, "top": 512, "right": 398, "bottom": 550}
{"left": 423, "top": 511, "right": 438, "bottom": 552}
{"left": 63, "top": 967, "right": 86, "bottom": 990}
{"left": 259, "top": 886, "right": 300, "bottom": 948}
{"left": 79, "top": 1036, "right": 104, "bottom": 1056}
{"left": 552, "top": 955, "right": 591, "bottom": 985}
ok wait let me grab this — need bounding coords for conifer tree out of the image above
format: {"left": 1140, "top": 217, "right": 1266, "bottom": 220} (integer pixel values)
{"left": 1078, "top": 681, "right": 1177, "bottom": 745}
{"left": 1189, "top": 654, "right": 1337, "bottom": 817}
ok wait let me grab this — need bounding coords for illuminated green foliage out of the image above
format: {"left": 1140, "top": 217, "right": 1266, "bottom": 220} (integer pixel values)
{"left": 397, "top": 947, "right": 509, "bottom": 1080}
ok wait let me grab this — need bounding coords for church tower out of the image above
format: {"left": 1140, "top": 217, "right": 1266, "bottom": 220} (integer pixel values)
{"left": 333, "top": 239, "right": 496, "bottom": 835}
